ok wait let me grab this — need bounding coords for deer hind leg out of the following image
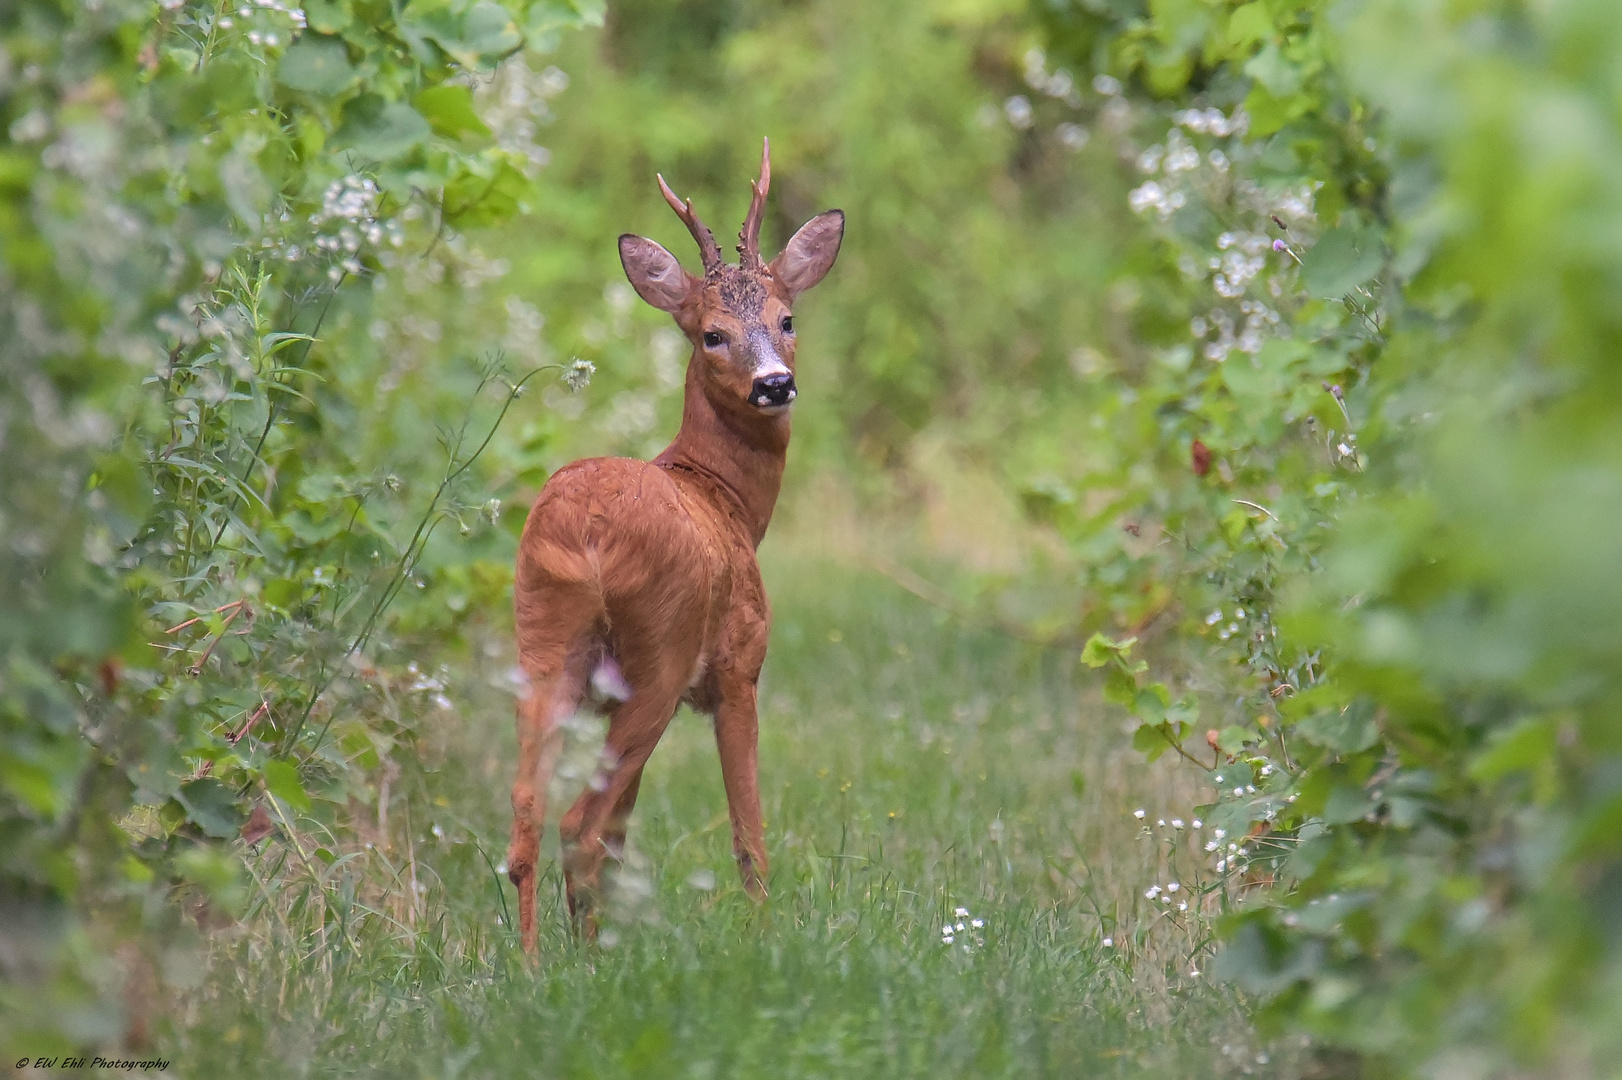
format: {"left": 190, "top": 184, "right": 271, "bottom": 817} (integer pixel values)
{"left": 600, "top": 764, "right": 644, "bottom": 862}
{"left": 557, "top": 678, "right": 682, "bottom": 939}
{"left": 507, "top": 588, "right": 599, "bottom": 955}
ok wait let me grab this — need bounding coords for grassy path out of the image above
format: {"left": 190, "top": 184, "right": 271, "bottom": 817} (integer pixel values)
{"left": 173, "top": 549, "right": 1290, "bottom": 1078}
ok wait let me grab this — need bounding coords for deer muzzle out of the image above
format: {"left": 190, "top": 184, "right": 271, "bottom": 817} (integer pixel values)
{"left": 750, "top": 372, "right": 796, "bottom": 409}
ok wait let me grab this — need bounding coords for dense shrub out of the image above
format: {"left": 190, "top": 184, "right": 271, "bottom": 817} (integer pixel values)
{"left": 1032, "top": 0, "right": 1622, "bottom": 1072}
{"left": 0, "top": 0, "right": 597, "bottom": 1053}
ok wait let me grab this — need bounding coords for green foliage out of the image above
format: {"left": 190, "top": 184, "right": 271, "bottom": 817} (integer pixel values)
{"left": 8, "top": 0, "right": 1619, "bottom": 1071}
{"left": 1035, "top": 0, "right": 1622, "bottom": 1071}
{"left": 0, "top": 0, "right": 596, "bottom": 1053}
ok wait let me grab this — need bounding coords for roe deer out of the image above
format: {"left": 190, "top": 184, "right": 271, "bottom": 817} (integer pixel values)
{"left": 506, "top": 139, "right": 844, "bottom": 952}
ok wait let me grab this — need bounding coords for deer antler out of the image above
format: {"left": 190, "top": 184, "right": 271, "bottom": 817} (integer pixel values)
{"left": 657, "top": 173, "right": 723, "bottom": 274}
{"left": 737, "top": 136, "right": 771, "bottom": 269}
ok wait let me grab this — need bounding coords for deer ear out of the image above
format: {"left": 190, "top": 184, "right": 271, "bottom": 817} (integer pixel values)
{"left": 619, "top": 234, "right": 696, "bottom": 312}
{"left": 770, "top": 210, "right": 844, "bottom": 297}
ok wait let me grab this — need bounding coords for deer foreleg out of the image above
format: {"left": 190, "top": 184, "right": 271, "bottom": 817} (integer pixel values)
{"left": 714, "top": 682, "right": 768, "bottom": 899}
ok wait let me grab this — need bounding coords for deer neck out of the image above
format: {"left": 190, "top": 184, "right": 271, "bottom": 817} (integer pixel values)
{"left": 656, "top": 368, "right": 788, "bottom": 548}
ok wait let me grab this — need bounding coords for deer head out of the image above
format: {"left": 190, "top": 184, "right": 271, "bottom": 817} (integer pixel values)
{"left": 618, "top": 139, "right": 844, "bottom": 425}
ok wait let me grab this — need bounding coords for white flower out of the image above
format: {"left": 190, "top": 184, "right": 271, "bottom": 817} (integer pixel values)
{"left": 1166, "top": 882, "right": 1180, "bottom": 893}
{"left": 1171, "top": 818, "right": 1184, "bottom": 828}
{"left": 1213, "top": 829, "right": 1227, "bottom": 839}
{"left": 1003, "top": 95, "right": 1033, "bottom": 129}
{"left": 954, "top": 907, "right": 969, "bottom": 917}
{"left": 1192, "top": 819, "right": 1203, "bottom": 829}
{"left": 1055, "top": 123, "right": 1089, "bottom": 150}
{"left": 1133, "top": 808, "right": 1146, "bottom": 819}
{"left": 970, "top": 919, "right": 983, "bottom": 928}
{"left": 1156, "top": 818, "right": 1166, "bottom": 827}
{"left": 1178, "top": 902, "right": 1188, "bottom": 911}
{"left": 942, "top": 926, "right": 954, "bottom": 936}
{"left": 1101, "top": 937, "right": 1113, "bottom": 947}
{"left": 563, "top": 357, "right": 595, "bottom": 391}
{"left": 1145, "top": 886, "right": 1161, "bottom": 899}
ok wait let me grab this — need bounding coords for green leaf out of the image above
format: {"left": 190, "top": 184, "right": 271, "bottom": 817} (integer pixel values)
{"left": 302, "top": 0, "right": 352, "bottom": 33}
{"left": 1294, "top": 698, "right": 1380, "bottom": 753}
{"left": 336, "top": 96, "right": 431, "bottom": 161}
{"left": 410, "top": 1, "right": 523, "bottom": 68}
{"left": 1134, "top": 683, "right": 1171, "bottom": 724}
{"left": 1301, "top": 225, "right": 1383, "bottom": 298}
{"left": 175, "top": 845, "right": 245, "bottom": 911}
{"left": 1470, "top": 716, "right": 1558, "bottom": 783}
{"left": 460, "top": 1, "right": 524, "bottom": 56}
{"left": 1131, "top": 720, "right": 1187, "bottom": 764}
{"left": 177, "top": 778, "right": 244, "bottom": 839}
{"left": 1226, "top": 2, "right": 1273, "bottom": 50}
{"left": 1132, "top": 722, "right": 1171, "bottom": 762}
{"left": 441, "top": 156, "right": 533, "bottom": 226}
{"left": 1212, "top": 918, "right": 1324, "bottom": 998}
{"left": 1208, "top": 797, "right": 1259, "bottom": 839}
{"left": 1291, "top": 892, "right": 1371, "bottom": 934}
{"left": 264, "top": 758, "right": 312, "bottom": 813}
{"left": 261, "top": 578, "right": 303, "bottom": 610}
{"left": 275, "top": 36, "right": 358, "bottom": 96}
{"left": 296, "top": 473, "right": 350, "bottom": 502}
{"left": 1321, "top": 784, "right": 1373, "bottom": 825}
{"left": 1081, "top": 632, "right": 1136, "bottom": 668}
{"left": 0, "top": 754, "right": 68, "bottom": 818}
{"left": 91, "top": 453, "right": 153, "bottom": 544}
{"left": 414, "top": 85, "right": 491, "bottom": 140}
{"left": 1217, "top": 725, "right": 1254, "bottom": 755}
{"left": 1243, "top": 42, "right": 1301, "bottom": 97}
{"left": 1103, "top": 664, "right": 1140, "bottom": 707}
{"left": 569, "top": 0, "right": 606, "bottom": 26}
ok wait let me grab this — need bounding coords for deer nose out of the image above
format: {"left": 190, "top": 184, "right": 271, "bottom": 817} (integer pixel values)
{"left": 750, "top": 372, "right": 796, "bottom": 408}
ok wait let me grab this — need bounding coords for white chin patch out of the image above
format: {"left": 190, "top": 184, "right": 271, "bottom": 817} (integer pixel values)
{"left": 753, "top": 400, "right": 794, "bottom": 416}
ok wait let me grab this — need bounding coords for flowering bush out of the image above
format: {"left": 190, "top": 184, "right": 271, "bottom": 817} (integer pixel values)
{"left": 0, "top": 0, "right": 598, "bottom": 1053}
{"left": 1031, "top": 0, "right": 1622, "bottom": 1072}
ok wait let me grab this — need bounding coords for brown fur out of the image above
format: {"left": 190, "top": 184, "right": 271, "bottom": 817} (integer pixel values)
{"left": 506, "top": 143, "right": 843, "bottom": 952}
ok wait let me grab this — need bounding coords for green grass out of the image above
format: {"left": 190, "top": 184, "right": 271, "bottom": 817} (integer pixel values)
{"left": 165, "top": 539, "right": 1300, "bottom": 1078}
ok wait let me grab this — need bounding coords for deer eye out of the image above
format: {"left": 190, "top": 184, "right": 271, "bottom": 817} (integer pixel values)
{"left": 702, "top": 331, "right": 725, "bottom": 349}
{"left": 781, "top": 316, "right": 794, "bottom": 334}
